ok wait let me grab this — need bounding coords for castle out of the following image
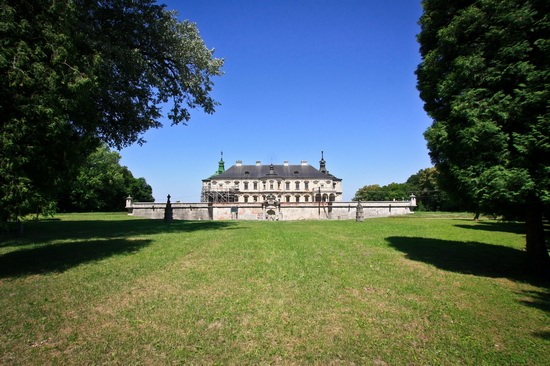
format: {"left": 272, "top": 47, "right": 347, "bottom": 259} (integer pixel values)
{"left": 201, "top": 152, "right": 342, "bottom": 204}
{"left": 125, "top": 152, "right": 416, "bottom": 221}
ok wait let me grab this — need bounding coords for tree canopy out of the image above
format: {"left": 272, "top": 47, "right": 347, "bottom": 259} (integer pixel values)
{"left": 416, "top": 0, "right": 549, "bottom": 275}
{"left": 0, "top": 0, "right": 223, "bottom": 222}
{"left": 353, "top": 184, "right": 411, "bottom": 203}
{"left": 352, "top": 167, "right": 457, "bottom": 212}
{"left": 57, "top": 145, "right": 154, "bottom": 212}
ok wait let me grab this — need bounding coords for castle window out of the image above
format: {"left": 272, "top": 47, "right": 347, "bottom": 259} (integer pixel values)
{"left": 304, "top": 181, "right": 309, "bottom": 190}
{"left": 262, "top": 182, "right": 266, "bottom": 190}
{"left": 296, "top": 195, "right": 300, "bottom": 203}
{"left": 305, "top": 196, "right": 309, "bottom": 202}
{"left": 286, "top": 196, "right": 290, "bottom": 202}
{"left": 244, "top": 182, "right": 249, "bottom": 190}
{"left": 294, "top": 171, "right": 299, "bottom": 175}
{"left": 253, "top": 196, "right": 258, "bottom": 202}
{"left": 270, "top": 181, "right": 274, "bottom": 189}
{"left": 244, "top": 196, "right": 249, "bottom": 203}
{"left": 295, "top": 181, "right": 300, "bottom": 190}
{"left": 285, "top": 182, "right": 290, "bottom": 190}
{"left": 253, "top": 182, "right": 258, "bottom": 190}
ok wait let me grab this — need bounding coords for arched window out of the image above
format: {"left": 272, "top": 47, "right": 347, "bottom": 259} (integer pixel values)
{"left": 286, "top": 196, "right": 291, "bottom": 203}
{"left": 296, "top": 195, "right": 300, "bottom": 203}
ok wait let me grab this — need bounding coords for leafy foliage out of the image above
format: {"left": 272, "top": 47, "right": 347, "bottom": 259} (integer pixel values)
{"left": 58, "top": 146, "right": 154, "bottom": 212}
{"left": 406, "top": 167, "right": 459, "bottom": 211}
{"left": 352, "top": 184, "right": 411, "bottom": 202}
{"left": 416, "top": 0, "right": 550, "bottom": 274}
{"left": 352, "top": 167, "right": 459, "bottom": 211}
{"left": 0, "top": 0, "right": 223, "bottom": 221}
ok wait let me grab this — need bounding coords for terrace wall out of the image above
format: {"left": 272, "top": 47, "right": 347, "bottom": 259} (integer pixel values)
{"left": 126, "top": 197, "right": 416, "bottom": 221}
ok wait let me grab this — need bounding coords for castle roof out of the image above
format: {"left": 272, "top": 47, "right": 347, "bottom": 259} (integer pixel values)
{"left": 204, "top": 162, "right": 341, "bottom": 181}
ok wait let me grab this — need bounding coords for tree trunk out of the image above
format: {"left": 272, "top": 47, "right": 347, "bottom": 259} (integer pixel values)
{"left": 525, "top": 205, "right": 550, "bottom": 277}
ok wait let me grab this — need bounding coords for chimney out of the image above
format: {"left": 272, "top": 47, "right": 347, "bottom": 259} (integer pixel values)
{"left": 301, "top": 160, "right": 308, "bottom": 166}
{"left": 284, "top": 161, "right": 289, "bottom": 166}
{"left": 256, "top": 161, "right": 261, "bottom": 166}
{"left": 236, "top": 160, "right": 242, "bottom": 167}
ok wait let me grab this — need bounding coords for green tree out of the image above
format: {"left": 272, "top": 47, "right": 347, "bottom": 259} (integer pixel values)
{"left": 416, "top": 0, "right": 549, "bottom": 275}
{"left": 122, "top": 170, "right": 154, "bottom": 203}
{"left": 1, "top": 0, "right": 223, "bottom": 222}
{"left": 58, "top": 145, "right": 154, "bottom": 212}
{"left": 353, "top": 184, "right": 383, "bottom": 201}
{"left": 353, "top": 183, "right": 411, "bottom": 202}
{"left": 406, "top": 167, "right": 458, "bottom": 211}
{"left": 67, "top": 146, "right": 126, "bottom": 212}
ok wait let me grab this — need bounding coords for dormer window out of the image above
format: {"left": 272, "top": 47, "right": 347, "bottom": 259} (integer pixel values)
{"left": 294, "top": 171, "right": 299, "bottom": 175}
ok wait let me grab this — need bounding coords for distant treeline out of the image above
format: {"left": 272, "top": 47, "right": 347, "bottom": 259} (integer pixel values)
{"left": 352, "top": 167, "right": 462, "bottom": 211}
{"left": 57, "top": 145, "right": 154, "bottom": 213}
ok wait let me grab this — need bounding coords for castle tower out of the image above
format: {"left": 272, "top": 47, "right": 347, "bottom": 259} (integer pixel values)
{"left": 319, "top": 151, "right": 327, "bottom": 174}
{"left": 215, "top": 151, "right": 225, "bottom": 175}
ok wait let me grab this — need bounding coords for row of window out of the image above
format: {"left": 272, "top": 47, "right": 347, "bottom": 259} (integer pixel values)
{"left": 213, "top": 181, "right": 336, "bottom": 191}
{"left": 242, "top": 194, "right": 336, "bottom": 203}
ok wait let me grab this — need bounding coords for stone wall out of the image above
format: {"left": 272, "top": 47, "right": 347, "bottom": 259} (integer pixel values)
{"left": 126, "top": 197, "right": 416, "bottom": 221}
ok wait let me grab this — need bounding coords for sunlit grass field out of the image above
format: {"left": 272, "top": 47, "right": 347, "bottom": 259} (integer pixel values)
{"left": 1, "top": 213, "right": 548, "bottom": 365}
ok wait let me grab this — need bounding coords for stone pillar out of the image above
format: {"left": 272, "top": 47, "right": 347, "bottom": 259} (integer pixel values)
{"left": 410, "top": 194, "right": 417, "bottom": 207}
{"left": 125, "top": 196, "right": 133, "bottom": 214}
{"left": 164, "top": 194, "right": 173, "bottom": 223}
{"left": 356, "top": 201, "right": 364, "bottom": 222}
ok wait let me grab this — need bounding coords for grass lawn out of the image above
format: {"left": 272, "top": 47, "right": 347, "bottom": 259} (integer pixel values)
{"left": 0, "top": 212, "right": 548, "bottom": 365}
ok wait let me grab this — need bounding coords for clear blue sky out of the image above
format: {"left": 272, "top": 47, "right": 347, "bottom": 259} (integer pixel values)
{"left": 120, "top": 0, "right": 433, "bottom": 202}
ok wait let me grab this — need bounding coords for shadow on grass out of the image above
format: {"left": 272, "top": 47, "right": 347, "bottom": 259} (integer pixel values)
{"left": 454, "top": 221, "right": 526, "bottom": 235}
{"left": 0, "top": 219, "right": 237, "bottom": 248}
{"left": 517, "top": 289, "right": 550, "bottom": 340}
{"left": 0, "top": 218, "right": 238, "bottom": 278}
{"left": 386, "top": 236, "right": 548, "bottom": 285}
{"left": 0, "top": 238, "right": 151, "bottom": 278}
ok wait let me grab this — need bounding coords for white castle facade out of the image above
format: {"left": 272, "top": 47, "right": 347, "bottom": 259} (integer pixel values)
{"left": 126, "top": 153, "right": 416, "bottom": 221}
{"left": 201, "top": 152, "right": 342, "bottom": 204}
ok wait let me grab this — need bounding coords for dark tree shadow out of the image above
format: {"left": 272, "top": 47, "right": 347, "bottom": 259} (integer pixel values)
{"left": 387, "top": 236, "right": 550, "bottom": 339}
{"left": 0, "top": 218, "right": 237, "bottom": 248}
{"left": 0, "top": 218, "right": 238, "bottom": 278}
{"left": 517, "top": 289, "right": 550, "bottom": 340}
{"left": 0, "top": 238, "right": 151, "bottom": 278}
{"left": 454, "top": 221, "right": 526, "bottom": 235}
{"left": 386, "top": 236, "right": 548, "bottom": 286}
